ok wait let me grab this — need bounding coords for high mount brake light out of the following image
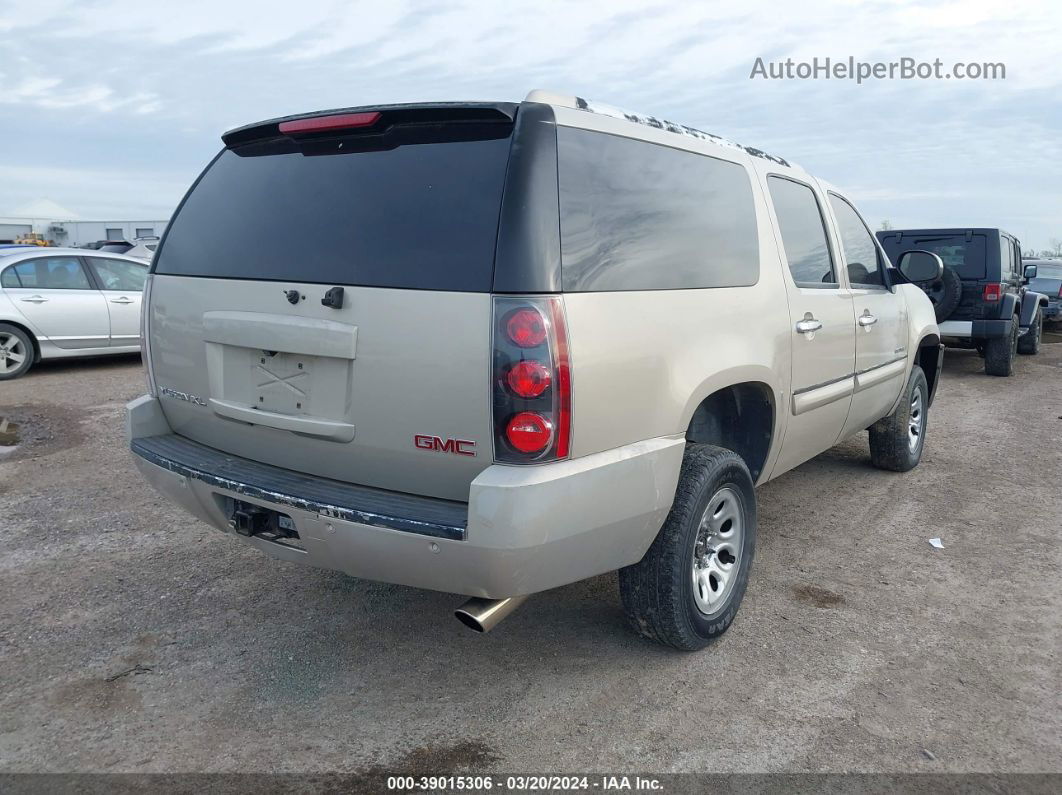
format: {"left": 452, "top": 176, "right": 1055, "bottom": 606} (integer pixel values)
{"left": 492, "top": 297, "right": 572, "bottom": 464}
{"left": 278, "top": 111, "right": 381, "bottom": 135}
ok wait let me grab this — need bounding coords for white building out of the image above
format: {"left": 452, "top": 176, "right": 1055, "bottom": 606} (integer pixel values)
{"left": 0, "top": 217, "right": 169, "bottom": 246}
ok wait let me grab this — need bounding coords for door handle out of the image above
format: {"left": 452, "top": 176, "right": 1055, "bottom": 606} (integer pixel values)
{"left": 110, "top": 297, "right": 135, "bottom": 304}
{"left": 795, "top": 314, "right": 823, "bottom": 335}
{"left": 20, "top": 295, "right": 48, "bottom": 303}
{"left": 858, "top": 311, "right": 878, "bottom": 327}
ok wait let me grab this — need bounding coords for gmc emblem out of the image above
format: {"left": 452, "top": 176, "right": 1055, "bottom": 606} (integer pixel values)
{"left": 414, "top": 434, "right": 477, "bottom": 457}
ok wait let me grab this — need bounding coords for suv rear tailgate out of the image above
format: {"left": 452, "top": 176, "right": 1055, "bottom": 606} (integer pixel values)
{"left": 150, "top": 276, "right": 492, "bottom": 502}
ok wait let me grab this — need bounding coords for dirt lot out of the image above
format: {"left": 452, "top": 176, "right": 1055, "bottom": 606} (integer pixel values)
{"left": 1, "top": 340, "right": 1060, "bottom": 776}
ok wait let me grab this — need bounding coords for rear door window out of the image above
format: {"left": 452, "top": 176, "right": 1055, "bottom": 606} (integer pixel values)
{"left": 767, "top": 176, "right": 836, "bottom": 288}
{"left": 558, "top": 128, "right": 759, "bottom": 291}
{"left": 154, "top": 127, "right": 513, "bottom": 292}
{"left": 828, "top": 195, "right": 886, "bottom": 288}
{"left": 88, "top": 257, "right": 148, "bottom": 291}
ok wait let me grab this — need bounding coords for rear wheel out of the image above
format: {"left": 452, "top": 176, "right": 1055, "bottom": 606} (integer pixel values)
{"left": 619, "top": 444, "right": 756, "bottom": 651}
{"left": 984, "top": 317, "right": 1019, "bottom": 376}
{"left": 0, "top": 323, "right": 33, "bottom": 380}
{"left": 869, "top": 366, "right": 928, "bottom": 472}
{"left": 1017, "top": 311, "right": 1042, "bottom": 355}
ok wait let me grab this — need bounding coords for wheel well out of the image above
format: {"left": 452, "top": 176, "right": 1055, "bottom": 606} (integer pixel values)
{"left": 0, "top": 320, "right": 40, "bottom": 362}
{"left": 916, "top": 337, "right": 941, "bottom": 405}
{"left": 686, "top": 382, "right": 774, "bottom": 481}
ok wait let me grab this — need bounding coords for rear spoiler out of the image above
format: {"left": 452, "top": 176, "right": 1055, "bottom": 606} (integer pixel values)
{"left": 221, "top": 102, "right": 519, "bottom": 147}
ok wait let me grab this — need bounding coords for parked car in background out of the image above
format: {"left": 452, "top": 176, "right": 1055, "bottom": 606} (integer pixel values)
{"left": 1025, "top": 259, "right": 1062, "bottom": 325}
{"left": 878, "top": 228, "right": 1048, "bottom": 375}
{"left": 128, "top": 91, "right": 942, "bottom": 650}
{"left": 123, "top": 236, "right": 160, "bottom": 262}
{"left": 0, "top": 247, "right": 148, "bottom": 379}
{"left": 83, "top": 237, "right": 159, "bottom": 262}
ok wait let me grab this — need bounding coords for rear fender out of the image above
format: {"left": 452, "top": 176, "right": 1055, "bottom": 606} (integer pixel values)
{"left": 999, "top": 292, "right": 1020, "bottom": 323}
{"left": 1020, "top": 291, "right": 1048, "bottom": 328}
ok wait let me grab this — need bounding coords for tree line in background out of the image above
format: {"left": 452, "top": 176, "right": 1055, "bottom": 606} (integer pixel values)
{"left": 878, "top": 220, "right": 1062, "bottom": 259}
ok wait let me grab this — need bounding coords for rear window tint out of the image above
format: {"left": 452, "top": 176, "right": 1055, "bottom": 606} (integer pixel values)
{"left": 558, "top": 128, "right": 759, "bottom": 291}
{"left": 154, "top": 129, "right": 513, "bottom": 291}
{"left": 767, "top": 176, "right": 836, "bottom": 288}
{"left": 879, "top": 233, "right": 987, "bottom": 279}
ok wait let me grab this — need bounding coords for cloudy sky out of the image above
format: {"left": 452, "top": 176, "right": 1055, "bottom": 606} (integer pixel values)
{"left": 1, "top": 0, "right": 1060, "bottom": 249}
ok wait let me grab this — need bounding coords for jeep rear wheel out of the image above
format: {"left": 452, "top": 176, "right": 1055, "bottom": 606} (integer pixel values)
{"left": 985, "top": 317, "right": 1019, "bottom": 376}
{"left": 869, "top": 365, "right": 929, "bottom": 472}
{"left": 1017, "top": 311, "right": 1042, "bottom": 356}
{"left": 619, "top": 444, "right": 756, "bottom": 651}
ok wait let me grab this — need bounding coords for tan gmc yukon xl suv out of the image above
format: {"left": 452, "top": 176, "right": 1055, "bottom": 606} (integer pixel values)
{"left": 128, "top": 90, "right": 943, "bottom": 650}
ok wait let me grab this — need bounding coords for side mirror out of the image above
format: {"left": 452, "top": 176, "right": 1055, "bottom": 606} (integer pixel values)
{"left": 1024, "top": 264, "right": 1038, "bottom": 280}
{"left": 898, "top": 250, "right": 944, "bottom": 283}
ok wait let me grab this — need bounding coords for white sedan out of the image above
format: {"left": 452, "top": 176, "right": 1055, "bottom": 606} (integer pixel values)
{"left": 0, "top": 247, "right": 148, "bottom": 379}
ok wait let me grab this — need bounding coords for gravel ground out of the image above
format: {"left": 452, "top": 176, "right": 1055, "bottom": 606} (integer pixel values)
{"left": 1, "top": 340, "right": 1060, "bottom": 776}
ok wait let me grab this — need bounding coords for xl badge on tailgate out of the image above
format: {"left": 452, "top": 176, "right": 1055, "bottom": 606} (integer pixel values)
{"left": 160, "top": 386, "right": 207, "bottom": 407}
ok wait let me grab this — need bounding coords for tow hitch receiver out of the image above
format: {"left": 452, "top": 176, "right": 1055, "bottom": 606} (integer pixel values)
{"left": 227, "top": 499, "right": 300, "bottom": 543}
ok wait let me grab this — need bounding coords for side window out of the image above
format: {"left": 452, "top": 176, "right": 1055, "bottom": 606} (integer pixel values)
{"left": 828, "top": 195, "right": 886, "bottom": 288}
{"left": 558, "top": 128, "right": 760, "bottom": 291}
{"left": 88, "top": 258, "right": 148, "bottom": 291}
{"left": 767, "top": 176, "right": 836, "bottom": 288}
{"left": 1, "top": 266, "right": 20, "bottom": 288}
{"left": 6, "top": 257, "right": 92, "bottom": 290}
{"left": 1000, "top": 236, "right": 1013, "bottom": 279}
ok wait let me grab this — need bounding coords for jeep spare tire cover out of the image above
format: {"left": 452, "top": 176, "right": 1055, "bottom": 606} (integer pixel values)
{"left": 922, "top": 265, "right": 962, "bottom": 322}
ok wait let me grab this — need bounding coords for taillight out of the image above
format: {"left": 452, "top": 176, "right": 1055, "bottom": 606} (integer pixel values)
{"left": 141, "top": 274, "right": 157, "bottom": 397}
{"left": 1058, "top": 285, "right": 1062, "bottom": 298}
{"left": 983, "top": 283, "right": 1002, "bottom": 302}
{"left": 492, "top": 297, "right": 572, "bottom": 463}
{"left": 507, "top": 360, "right": 551, "bottom": 398}
{"left": 506, "top": 412, "right": 553, "bottom": 453}
{"left": 506, "top": 308, "right": 548, "bottom": 348}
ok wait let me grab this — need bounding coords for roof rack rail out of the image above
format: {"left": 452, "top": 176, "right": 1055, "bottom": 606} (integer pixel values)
{"left": 525, "top": 89, "right": 790, "bottom": 167}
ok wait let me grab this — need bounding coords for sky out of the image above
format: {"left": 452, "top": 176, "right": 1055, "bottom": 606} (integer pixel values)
{"left": 1, "top": 0, "right": 1060, "bottom": 250}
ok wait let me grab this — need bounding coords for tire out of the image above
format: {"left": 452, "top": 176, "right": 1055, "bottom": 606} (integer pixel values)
{"left": 0, "top": 323, "right": 34, "bottom": 380}
{"left": 619, "top": 444, "right": 757, "bottom": 651}
{"left": 984, "top": 316, "right": 1019, "bottom": 376}
{"left": 923, "top": 265, "right": 962, "bottom": 322}
{"left": 869, "top": 366, "right": 929, "bottom": 472}
{"left": 1017, "top": 310, "right": 1042, "bottom": 355}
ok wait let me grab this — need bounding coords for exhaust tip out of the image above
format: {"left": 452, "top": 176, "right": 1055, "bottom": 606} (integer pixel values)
{"left": 454, "top": 608, "right": 487, "bottom": 633}
{"left": 453, "top": 595, "right": 529, "bottom": 634}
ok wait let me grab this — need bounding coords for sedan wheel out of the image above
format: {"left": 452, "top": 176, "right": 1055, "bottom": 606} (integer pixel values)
{"left": 0, "top": 325, "right": 34, "bottom": 379}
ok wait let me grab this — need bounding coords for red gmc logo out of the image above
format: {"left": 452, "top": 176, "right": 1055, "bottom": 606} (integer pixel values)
{"left": 414, "top": 435, "right": 477, "bottom": 457}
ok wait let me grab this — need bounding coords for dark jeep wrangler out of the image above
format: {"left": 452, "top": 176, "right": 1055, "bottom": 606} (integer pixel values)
{"left": 878, "top": 228, "right": 1049, "bottom": 376}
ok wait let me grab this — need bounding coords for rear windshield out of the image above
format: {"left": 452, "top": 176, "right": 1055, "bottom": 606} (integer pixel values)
{"left": 879, "top": 233, "right": 987, "bottom": 279}
{"left": 154, "top": 127, "right": 512, "bottom": 291}
{"left": 1034, "top": 263, "right": 1062, "bottom": 279}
